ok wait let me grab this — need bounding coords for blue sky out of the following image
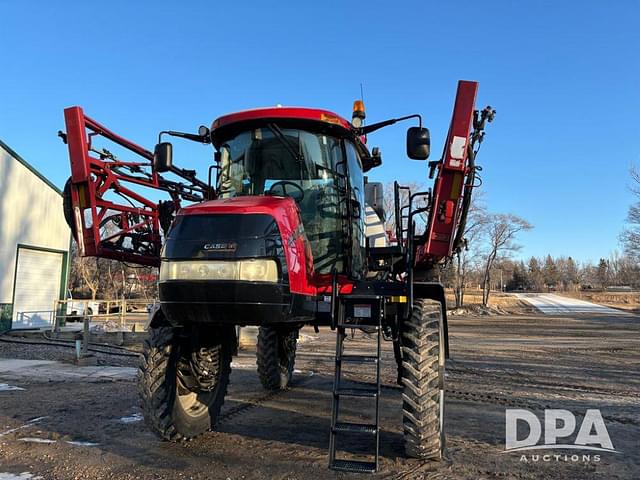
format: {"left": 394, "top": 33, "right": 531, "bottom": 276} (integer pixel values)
{"left": 1, "top": 1, "right": 638, "bottom": 263}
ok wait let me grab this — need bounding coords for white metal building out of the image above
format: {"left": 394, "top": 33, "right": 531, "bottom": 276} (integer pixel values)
{"left": 0, "top": 139, "right": 70, "bottom": 330}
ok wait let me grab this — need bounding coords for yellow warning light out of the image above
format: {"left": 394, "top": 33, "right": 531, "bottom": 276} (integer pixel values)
{"left": 352, "top": 100, "right": 366, "bottom": 128}
{"left": 353, "top": 100, "right": 365, "bottom": 117}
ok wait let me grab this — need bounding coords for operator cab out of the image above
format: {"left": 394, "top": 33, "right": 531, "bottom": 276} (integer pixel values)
{"left": 211, "top": 111, "right": 367, "bottom": 277}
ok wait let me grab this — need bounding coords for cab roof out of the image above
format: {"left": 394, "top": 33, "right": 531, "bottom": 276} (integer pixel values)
{"left": 211, "top": 106, "right": 352, "bottom": 132}
{"left": 210, "top": 106, "right": 376, "bottom": 171}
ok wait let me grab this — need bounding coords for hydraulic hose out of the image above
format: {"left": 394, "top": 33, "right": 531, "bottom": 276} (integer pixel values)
{"left": 451, "top": 145, "right": 477, "bottom": 253}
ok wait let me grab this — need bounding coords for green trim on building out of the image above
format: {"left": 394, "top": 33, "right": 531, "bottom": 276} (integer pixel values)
{"left": 62, "top": 236, "right": 73, "bottom": 300}
{"left": 0, "top": 139, "right": 63, "bottom": 197}
{"left": 0, "top": 304, "right": 12, "bottom": 333}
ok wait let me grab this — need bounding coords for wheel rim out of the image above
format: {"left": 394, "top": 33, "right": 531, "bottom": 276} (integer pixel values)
{"left": 176, "top": 375, "right": 213, "bottom": 418}
{"left": 175, "top": 348, "right": 220, "bottom": 418}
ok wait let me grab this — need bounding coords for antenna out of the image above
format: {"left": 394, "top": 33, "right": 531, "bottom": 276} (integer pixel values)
{"left": 360, "top": 83, "right": 365, "bottom": 127}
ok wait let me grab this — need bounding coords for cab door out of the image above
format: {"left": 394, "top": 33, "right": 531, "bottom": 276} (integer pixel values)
{"left": 344, "top": 141, "right": 366, "bottom": 279}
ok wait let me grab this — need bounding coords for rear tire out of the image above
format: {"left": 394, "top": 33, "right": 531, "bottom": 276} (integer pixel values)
{"left": 256, "top": 327, "right": 298, "bottom": 390}
{"left": 401, "top": 299, "right": 445, "bottom": 460}
{"left": 138, "top": 325, "right": 232, "bottom": 440}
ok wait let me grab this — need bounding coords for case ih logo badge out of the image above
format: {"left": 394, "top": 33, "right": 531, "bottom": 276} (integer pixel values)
{"left": 203, "top": 242, "right": 237, "bottom": 252}
{"left": 505, "top": 408, "right": 618, "bottom": 463}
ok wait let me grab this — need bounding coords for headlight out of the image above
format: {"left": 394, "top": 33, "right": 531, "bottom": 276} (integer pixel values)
{"left": 160, "top": 259, "right": 278, "bottom": 282}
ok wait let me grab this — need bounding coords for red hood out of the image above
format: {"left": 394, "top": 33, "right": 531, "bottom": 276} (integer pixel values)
{"left": 180, "top": 195, "right": 298, "bottom": 217}
{"left": 178, "top": 195, "right": 353, "bottom": 296}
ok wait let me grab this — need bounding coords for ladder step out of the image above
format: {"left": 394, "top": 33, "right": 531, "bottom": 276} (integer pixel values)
{"left": 338, "top": 354, "right": 378, "bottom": 364}
{"left": 337, "top": 324, "right": 380, "bottom": 330}
{"left": 335, "top": 386, "right": 378, "bottom": 398}
{"left": 333, "top": 421, "right": 377, "bottom": 434}
{"left": 330, "top": 459, "right": 377, "bottom": 473}
{"left": 329, "top": 315, "right": 381, "bottom": 474}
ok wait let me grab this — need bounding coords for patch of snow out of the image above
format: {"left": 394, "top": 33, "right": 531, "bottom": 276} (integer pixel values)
{"left": 66, "top": 440, "right": 99, "bottom": 446}
{"left": 0, "top": 384, "right": 24, "bottom": 391}
{"left": 0, "top": 417, "right": 46, "bottom": 437}
{"left": 19, "top": 438, "right": 56, "bottom": 444}
{"left": 230, "top": 362, "right": 256, "bottom": 370}
{"left": 0, "top": 473, "right": 42, "bottom": 480}
{"left": 119, "top": 413, "right": 143, "bottom": 423}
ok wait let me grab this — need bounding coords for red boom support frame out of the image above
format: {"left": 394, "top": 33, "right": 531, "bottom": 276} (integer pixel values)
{"left": 64, "top": 106, "right": 168, "bottom": 267}
{"left": 415, "top": 80, "right": 478, "bottom": 266}
{"left": 63, "top": 80, "right": 484, "bottom": 273}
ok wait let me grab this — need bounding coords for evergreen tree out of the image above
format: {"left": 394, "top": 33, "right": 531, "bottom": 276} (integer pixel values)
{"left": 566, "top": 256, "right": 579, "bottom": 289}
{"left": 543, "top": 255, "right": 559, "bottom": 289}
{"left": 528, "top": 257, "right": 543, "bottom": 291}
{"left": 596, "top": 258, "right": 610, "bottom": 289}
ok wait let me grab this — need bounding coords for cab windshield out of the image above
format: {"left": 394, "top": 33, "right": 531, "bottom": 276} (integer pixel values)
{"left": 217, "top": 127, "right": 348, "bottom": 274}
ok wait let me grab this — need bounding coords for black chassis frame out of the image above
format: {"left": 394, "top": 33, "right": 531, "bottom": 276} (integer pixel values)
{"left": 155, "top": 277, "right": 450, "bottom": 366}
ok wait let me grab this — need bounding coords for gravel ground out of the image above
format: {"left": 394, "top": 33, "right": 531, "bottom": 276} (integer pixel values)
{"left": 0, "top": 312, "right": 638, "bottom": 479}
{"left": 0, "top": 338, "right": 139, "bottom": 368}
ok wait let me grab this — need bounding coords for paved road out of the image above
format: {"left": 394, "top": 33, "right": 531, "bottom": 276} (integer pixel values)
{"left": 516, "top": 293, "right": 628, "bottom": 315}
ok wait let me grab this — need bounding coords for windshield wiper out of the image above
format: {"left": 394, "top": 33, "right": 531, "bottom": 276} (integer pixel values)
{"left": 266, "top": 123, "right": 305, "bottom": 167}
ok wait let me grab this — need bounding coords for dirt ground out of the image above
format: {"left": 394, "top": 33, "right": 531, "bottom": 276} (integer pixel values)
{"left": 446, "top": 290, "right": 531, "bottom": 308}
{"left": 0, "top": 310, "right": 638, "bottom": 480}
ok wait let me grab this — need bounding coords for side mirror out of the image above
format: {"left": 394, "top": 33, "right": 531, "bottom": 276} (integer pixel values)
{"left": 370, "top": 147, "right": 382, "bottom": 168}
{"left": 365, "top": 182, "right": 385, "bottom": 221}
{"left": 153, "top": 142, "right": 173, "bottom": 172}
{"left": 198, "top": 125, "right": 211, "bottom": 142}
{"left": 406, "top": 127, "right": 430, "bottom": 160}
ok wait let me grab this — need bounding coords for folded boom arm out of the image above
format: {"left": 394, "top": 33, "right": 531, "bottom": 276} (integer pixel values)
{"left": 62, "top": 106, "right": 209, "bottom": 267}
{"left": 412, "top": 80, "right": 493, "bottom": 268}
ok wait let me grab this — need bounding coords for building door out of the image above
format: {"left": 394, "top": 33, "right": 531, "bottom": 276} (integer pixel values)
{"left": 12, "top": 247, "right": 64, "bottom": 329}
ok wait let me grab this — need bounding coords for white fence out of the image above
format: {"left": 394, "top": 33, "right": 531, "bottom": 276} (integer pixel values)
{"left": 51, "top": 299, "right": 154, "bottom": 332}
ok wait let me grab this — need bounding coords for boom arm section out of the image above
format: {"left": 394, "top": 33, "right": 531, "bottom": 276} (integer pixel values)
{"left": 62, "top": 106, "right": 209, "bottom": 267}
{"left": 414, "top": 80, "right": 493, "bottom": 268}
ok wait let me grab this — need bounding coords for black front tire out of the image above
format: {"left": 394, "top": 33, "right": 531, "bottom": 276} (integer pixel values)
{"left": 401, "top": 299, "right": 445, "bottom": 460}
{"left": 256, "top": 327, "right": 298, "bottom": 390}
{"left": 138, "top": 325, "right": 232, "bottom": 440}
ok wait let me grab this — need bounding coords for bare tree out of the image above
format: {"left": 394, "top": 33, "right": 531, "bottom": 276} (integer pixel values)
{"left": 382, "top": 181, "right": 430, "bottom": 239}
{"left": 607, "top": 251, "right": 638, "bottom": 287}
{"left": 78, "top": 256, "right": 100, "bottom": 300}
{"left": 481, "top": 214, "right": 532, "bottom": 306}
{"left": 69, "top": 239, "right": 159, "bottom": 301}
{"left": 453, "top": 193, "right": 489, "bottom": 307}
{"left": 621, "top": 166, "right": 640, "bottom": 259}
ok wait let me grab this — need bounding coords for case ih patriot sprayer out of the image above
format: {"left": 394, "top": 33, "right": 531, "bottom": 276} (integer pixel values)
{"left": 60, "top": 81, "right": 493, "bottom": 473}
